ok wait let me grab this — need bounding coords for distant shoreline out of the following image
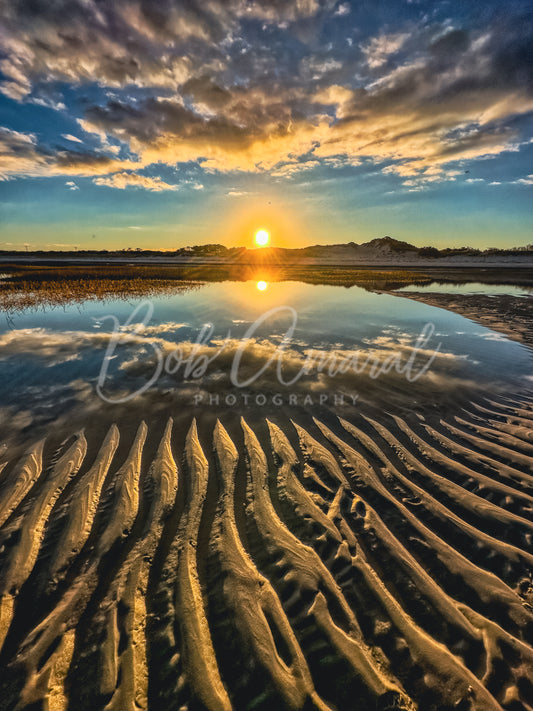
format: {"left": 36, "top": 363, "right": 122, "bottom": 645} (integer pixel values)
{"left": 2, "top": 255, "right": 533, "bottom": 269}
{"left": 2, "top": 235, "right": 533, "bottom": 269}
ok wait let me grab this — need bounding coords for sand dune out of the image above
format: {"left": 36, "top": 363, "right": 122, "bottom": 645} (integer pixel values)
{"left": 0, "top": 396, "right": 532, "bottom": 710}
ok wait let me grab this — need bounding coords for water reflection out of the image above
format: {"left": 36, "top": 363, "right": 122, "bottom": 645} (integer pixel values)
{"left": 0, "top": 275, "right": 531, "bottom": 454}
{"left": 0, "top": 264, "right": 435, "bottom": 314}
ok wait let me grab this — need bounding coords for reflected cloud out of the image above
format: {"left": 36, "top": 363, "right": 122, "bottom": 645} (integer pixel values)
{"left": 0, "top": 319, "right": 486, "bottom": 405}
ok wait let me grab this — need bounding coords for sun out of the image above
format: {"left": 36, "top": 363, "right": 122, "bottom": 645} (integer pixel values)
{"left": 254, "top": 229, "right": 270, "bottom": 247}
{"left": 256, "top": 280, "right": 268, "bottom": 291}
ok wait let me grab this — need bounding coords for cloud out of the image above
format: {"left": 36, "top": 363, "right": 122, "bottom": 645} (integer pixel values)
{"left": 0, "top": 2, "right": 532, "bottom": 188}
{"left": 61, "top": 12, "right": 533, "bottom": 183}
{"left": 0, "top": 0, "right": 326, "bottom": 101}
{"left": 0, "top": 127, "right": 48, "bottom": 180}
{"left": 271, "top": 159, "right": 321, "bottom": 178}
{"left": 300, "top": 56, "right": 344, "bottom": 80}
{"left": 310, "top": 15, "right": 533, "bottom": 183}
{"left": 361, "top": 32, "right": 409, "bottom": 69}
{"left": 512, "top": 174, "right": 533, "bottom": 185}
{"left": 0, "top": 2, "right": 198, "bottom": 100}
{"left": 227, "top": 190, "right": 250, "bottom": 196}
{"left": 61, "top": 134, "right": 83, "bottom": 144}
{"left": 0, "top": 126, "right": 140, "bottom": 180}
{"left": 93, "top": 172, "right": 179, "bottom": 191}
{"left": 55, "top": 150, "right": 139, "bottom": 176}
{"left": 334, "top": 4, "right": 350, "bottom": 17}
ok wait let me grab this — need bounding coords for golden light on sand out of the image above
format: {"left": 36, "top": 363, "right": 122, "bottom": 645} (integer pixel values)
{"left": 256, "top": 280, "right": 268, "bottom": 291}
{"left": 254, "top": 229, "right": 270, "bottom": 247}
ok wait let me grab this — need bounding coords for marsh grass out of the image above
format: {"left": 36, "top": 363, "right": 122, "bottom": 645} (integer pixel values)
{"left": 0, "top": 265, "right": 204, "bottom": 312}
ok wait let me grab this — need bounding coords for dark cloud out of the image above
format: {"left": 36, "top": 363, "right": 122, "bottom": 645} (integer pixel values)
{"left": 84, "top": 96, "right": 254, "bottom": 148}
{"left": 0, "top": 125, "right": 137, "bottom": 179}
{"left": 55, "top": 150, "right": 124, "bottom": 170}
{"left": 0, "top": 126, "right": 53, "bottom": 179}
{"left": 181, "top": 75, "right": 233, "bottom": 109}
{"left": 490, "top": 11, "right": 533, "bottom": 90}
{"left": 429, "top": 29, "right": 470, "bottom": 57}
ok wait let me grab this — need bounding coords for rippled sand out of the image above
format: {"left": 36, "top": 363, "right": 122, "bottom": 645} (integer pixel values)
{"left": 0, "top": 395, "right": 532, "bottom": 710}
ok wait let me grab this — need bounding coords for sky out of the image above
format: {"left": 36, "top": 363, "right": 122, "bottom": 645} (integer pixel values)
{"left": 0, "top": 0, "right": 532, "bottom": 251}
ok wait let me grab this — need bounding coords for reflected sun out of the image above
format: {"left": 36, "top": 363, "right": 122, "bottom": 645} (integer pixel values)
{"left": 254, "top": 229, "right": 270, "bottom": 247}
{"left": 256, "top": 280, "right": 268, "bottom": 291}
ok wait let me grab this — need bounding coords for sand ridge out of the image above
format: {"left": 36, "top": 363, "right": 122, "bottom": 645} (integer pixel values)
{"left": 0, "top": 395, "right": 532, "bottom": 709}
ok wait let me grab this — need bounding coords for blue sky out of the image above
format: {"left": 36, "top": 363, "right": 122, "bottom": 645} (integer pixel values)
{"left": 0, "top": 0, "right": 532, "bottom": 250}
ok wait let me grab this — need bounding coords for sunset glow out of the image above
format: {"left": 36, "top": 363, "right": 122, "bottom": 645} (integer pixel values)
{"left": 254, "top": 230, "right": 270, "bottom": 247}
{"left": 0, "top": 2, "right": 531, "bottom": 249}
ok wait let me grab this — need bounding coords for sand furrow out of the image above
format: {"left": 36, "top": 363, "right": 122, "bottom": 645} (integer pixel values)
{"left": 349, "top": 550, "right": 503, "bottom": 711}
{"left": 0, "top": 434, "right": 86, "bottom": 651}
{"left": 99, "top": 558, "right": 147, "bottom": 711}
{"left": 386, "top": 415, "right": 533, "bottom": 545}
{"left": 287, "top": 419, "right": 508, "bottom": 709}
{"left": 242, "top": 418, "right": 359, "bottom": 636}
{"left": 241, "top": 418, "right": 403, "bottom": 705}
{"left": 7, "top": 424, "right": 148, "bottom": 710}
{"left": 481, "top": 418, "right": 533, "bottom": 445}
{"left": 12, "top": 627, "right": 76, "bottom": 711}
{"left": 0, "top": 440, "right": 44, "bottom": 530}
{"left": 212, "top": 420, "right": 331, "bottom": 710}
{"left": 462, "top": 403, "right": 533, "bottom": 444}
{"left": 327, "top": 417, "right": 532, "bottom": 631}
{"left": 302, "top": 420, "right": 532, "bottom": 652}
{"left": 292, "top": 421, "right": 351, "bottom": 492}
{"left": 402, "top": 417, "right": 533, "bottom": 514}
{"left": 97, "top": 419, "right": 178, "bottom": 711}
{"left": 96, "top": 422, "right": 147, "bottom": 556}
{"left": 362, "top": 415, "right": 533, "bottom": 575}
{"left": 267, "top": 420, "right": 342, "bottom": 544}
{"left": 175, "top": 419, "right": 232, "bottom": 711}
{"left": 0, "top": 435, "right": 86, "bottom": 594}
{"left": 290, "top": 425, "right": 480, "bottom": 633}
{"left": 305, "top": 456, "right": 521, "bottom": 709}
{"left": 473, "top": 400, "right": 533, "bottom": 429}
{"left": 358, "top": 491, "right": 533, "bottom": 691}
{"left": 481, "top": 397, "right": 533, "bottom": 418}
{"left": 0, "top": 400, "right": 530, "bottom": 711}
{"left": 421, "top": 421, "right": 533, "bottom": 496}
{"left": 453, "top": 415, "right": 533, "bottom": 466}
{"left": 48, "top": 425, "right": 119, "bottom": 579}
{"left": 487, "top": 396, "right": 533, "bottom": 418}
{"left": 306, "top": 421, "right": 533, "bottom": 702}
{"left": 440, "top": 420, "right": 533, "bottom": 486}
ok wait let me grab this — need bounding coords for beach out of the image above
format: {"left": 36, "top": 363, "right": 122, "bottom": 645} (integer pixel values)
{"left": 0, "top": 267, "right": 531, "bottom": 709}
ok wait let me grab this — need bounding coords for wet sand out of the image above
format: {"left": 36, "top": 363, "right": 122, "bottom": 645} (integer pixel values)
{"left": 0, "top": 395, "right": 532, "bottom": 710}
{"left": 391, "top": 292, "right": 533, "bottom": 347}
